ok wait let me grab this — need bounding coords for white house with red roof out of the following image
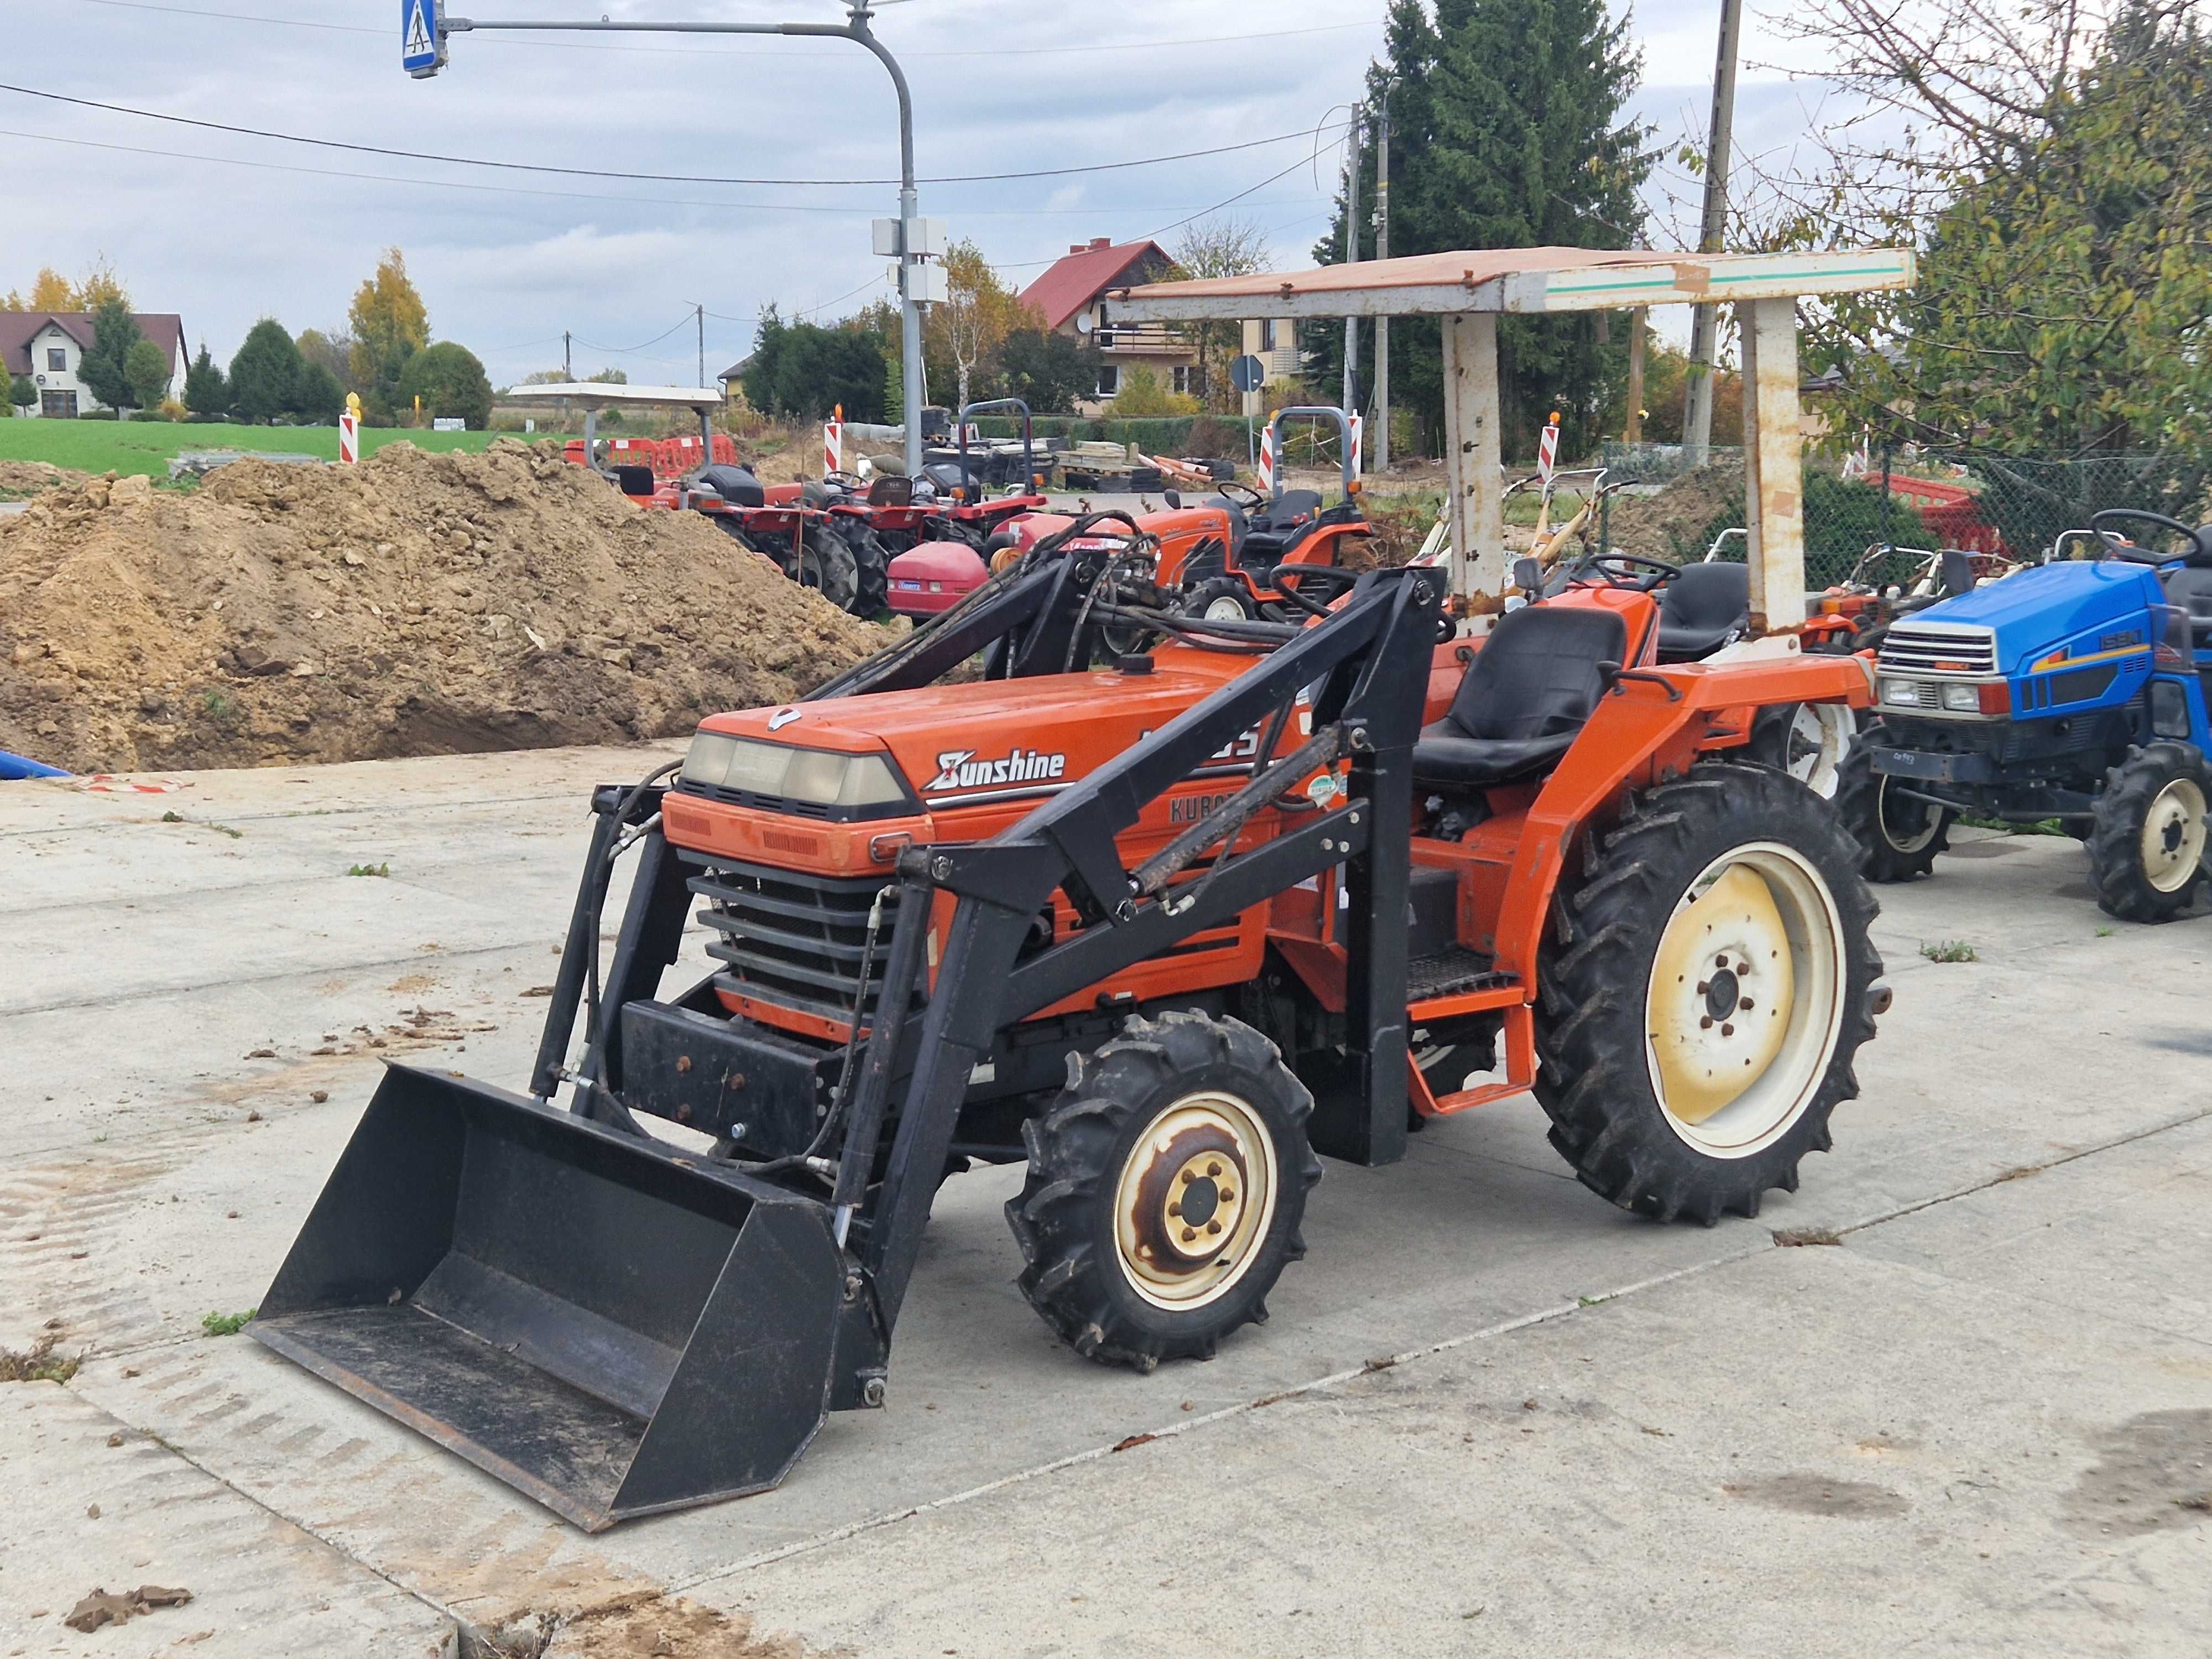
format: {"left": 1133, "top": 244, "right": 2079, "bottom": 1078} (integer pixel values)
{"left": 0, "top": 311, "right": 189, "bottom": 417}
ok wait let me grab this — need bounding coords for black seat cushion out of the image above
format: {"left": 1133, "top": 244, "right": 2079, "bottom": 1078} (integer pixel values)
{"left": 2160, "top": 564, "right": 2212, "bottom": 648}
{"left": 695, "top": 464, "right": 765, "bottom": 508}
{"left": 868, "top": 474, "right": 915, "bottom": 507}
{"left": 1657, "top": 561, "right": 1751, "bottom": 661}
{"left": 1413, "top": 605, "right": 1627, "bottom": 790}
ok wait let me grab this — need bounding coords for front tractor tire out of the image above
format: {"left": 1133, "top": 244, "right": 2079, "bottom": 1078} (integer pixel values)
{"left": 835, "top": 521, "right": 893, "bottom": 618}
{"left": 1006, "top": 1013, "right": 1321, "bottom": 1372}
{"left": 1535, "top": 763, "right": 1884, "bottom": 1225}
{"left": 1837, "top": 719, "right": 1953, "bottom": 882}
{"left": 2089, "top": 742, "right": 2210, "bottom": 923}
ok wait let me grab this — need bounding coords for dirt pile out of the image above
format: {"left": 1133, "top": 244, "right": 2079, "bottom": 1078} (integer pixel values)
{"left": 0, "top": 441, "right": 890, "bottom": 773}
{"left": 0, "top": 460, "right": 87, "bottom": 497}
{"left": 1601, "top": 465, "right": 1744, "bottom": 561}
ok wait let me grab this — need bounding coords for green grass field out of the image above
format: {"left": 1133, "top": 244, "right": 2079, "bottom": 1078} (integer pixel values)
{"left": 0, "top": 420, "right": 581, "bottom": 480}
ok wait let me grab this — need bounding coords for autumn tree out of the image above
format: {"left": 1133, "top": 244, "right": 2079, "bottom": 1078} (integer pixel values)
{"left": 347, "top": 249, "right": 430, "bottom": 424}
{"left": 26, "top": 269, "right": 74, "bottom": 310}
{"left": 1169, "top": 218, "right": 1268, "bottom": 411}
{"left": 3, "top": 259, "right": 129, "bottom": 314}
{"left": 926, "top": 241, "right": 1035, "bottom": 415}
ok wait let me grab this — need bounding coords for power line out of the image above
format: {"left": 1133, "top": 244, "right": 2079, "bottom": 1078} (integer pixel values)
{"left": 0, "top": 82, "right": 1349, "bottom": 190}
{"left": 61, "top": 0, "right": 1381, "bottom": 60}
{"left": 571, "top": 314, "right": 702, "bottom": 357}
{"left": 0, "top": 124, "right": 1311, "bottom": 221}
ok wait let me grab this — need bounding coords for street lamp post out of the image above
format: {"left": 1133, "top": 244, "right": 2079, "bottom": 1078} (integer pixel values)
{"left": 415, "top": 0, "right": 931, "bottom": 477}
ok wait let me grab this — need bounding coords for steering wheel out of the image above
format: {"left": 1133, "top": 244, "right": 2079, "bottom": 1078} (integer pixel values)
{"left": 1216, "top": 481, "right": 1266, "bottom": 512}
{"left": 822, "top": 469, "right": 865, "bottom": 492}
{"left": 2091, "top": 509, "right": 2210, "bottom": 566}
{"left": 1587, "top": 551, "right": 1682, "bottom": 592}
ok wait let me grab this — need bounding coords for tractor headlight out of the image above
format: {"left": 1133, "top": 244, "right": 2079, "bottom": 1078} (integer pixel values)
{"left": 1942, "top": 683, "right": 1981, "bottom": 712}
{"left": 1882, "top": 679, "right": 1926, "bottom": 709}
{"left": 682, "top": 732, "right": 911, "bottom": 811}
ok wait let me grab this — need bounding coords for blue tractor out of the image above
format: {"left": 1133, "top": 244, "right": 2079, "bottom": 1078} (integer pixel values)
{"left": 1844, "top": 509, "right": 2212, "bottom": 922}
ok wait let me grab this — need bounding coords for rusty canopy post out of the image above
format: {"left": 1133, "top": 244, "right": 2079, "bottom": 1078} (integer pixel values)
{"left": 1441, "top": 314, "right": 1505, "bottom": 603}
{"left": 1100, "top": 246, "right": 1913, "bottom": 630}
{"left": 1740, "top": 296, "right": 1806, "bottom": 631}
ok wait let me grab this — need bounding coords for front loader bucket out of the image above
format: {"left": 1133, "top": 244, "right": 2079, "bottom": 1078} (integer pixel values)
{"left": 252, "top": 1065, "right": 843, "bottom": 1531}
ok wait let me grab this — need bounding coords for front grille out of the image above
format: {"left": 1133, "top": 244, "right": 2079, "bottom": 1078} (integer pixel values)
{"left": 1880, "top": 624, "right": 1998, "bottom": 674}
{"left": 685, "top": 855, "right": 901, "bottom": 1025}
{"left": 675, "top": 780, "right": 838, "bottom": 821}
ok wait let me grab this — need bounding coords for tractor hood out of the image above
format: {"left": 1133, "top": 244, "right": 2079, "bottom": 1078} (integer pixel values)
{"left": 697, "top": 658, "right": 1253, "bottom": 813}
{"left": 1898, "top": 560, "right": 2160, "bottom": 675}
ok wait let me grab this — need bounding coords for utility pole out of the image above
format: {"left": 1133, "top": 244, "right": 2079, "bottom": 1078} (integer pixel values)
{"left": 696, "top": 304, "right": 706, "bottom": 389}
{"left": 563, "top": 331, "right": 572, "bottom": 379}
{"left": 424, "top": 1, "right": 930, "bottom": 476}
{"left": 1373, "top": 86, "right": 1391, "bottom": 473}
{"left": 1683, "top": 0, "right": 1744, "bottom": 466}
{"left": 1340, "top": 108, "right": 1363, "bottom": 444}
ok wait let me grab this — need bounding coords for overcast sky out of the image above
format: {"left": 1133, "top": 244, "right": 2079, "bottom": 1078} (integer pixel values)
{"left": 7, "top": 0, "right": 1856, "bottom": 387}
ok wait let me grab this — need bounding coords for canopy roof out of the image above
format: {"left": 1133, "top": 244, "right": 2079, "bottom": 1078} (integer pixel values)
{"left": 1104, "top": 246, "right": 1914, "bottom": 321}
{"left": 502, "top": 382, "right": 724, "bottom": 410}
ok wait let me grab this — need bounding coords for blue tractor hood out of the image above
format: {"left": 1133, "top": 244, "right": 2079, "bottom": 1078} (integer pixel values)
{"left": 1900, "top": 560, "right": 2162, "bottom": 675}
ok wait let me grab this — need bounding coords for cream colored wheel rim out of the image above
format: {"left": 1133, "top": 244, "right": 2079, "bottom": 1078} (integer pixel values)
{"left": 1113, "top": 1092, "right": 1277, "bottom": 1311}
{"left": 2141, "top": 779, "right": 2208, "bottom": 894}
{"left": 1878, "top": 775, "right": 1942, "bottom": 855}
{"left": 1203, "top": 594, "right": 1250, "bottom": 622}
{"left": 1785, "top": 705, "right": 1853, "bottom": 800}
{"left": 1645, "top": 844, "right": 1848, "bottom": 1159}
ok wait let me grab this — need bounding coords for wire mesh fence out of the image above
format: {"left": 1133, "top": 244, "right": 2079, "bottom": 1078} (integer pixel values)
{"left": 1592, "top": 441, "right": 2212, "bottom": 591}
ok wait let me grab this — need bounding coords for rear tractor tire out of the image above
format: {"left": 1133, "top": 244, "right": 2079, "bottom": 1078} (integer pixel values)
{"left": 2089, "top": 742, "right": 2209, "bottom": 923}
{"left": 1535, "top": 763, "right": 1884, "bottom": 1225}
{"left": 1006, "top": 1013, "right": 1321, "bottom": 1371}
{"left": 835, "top": 521, "right": 892, "bottom": 618}
{"left": 781, "top": 532, "right": 860, "bottom": 614}
{"left": 1836, "top": 720, "right": 1953, "bottom": 881}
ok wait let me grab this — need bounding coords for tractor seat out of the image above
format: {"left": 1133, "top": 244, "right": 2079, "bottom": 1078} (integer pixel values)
{"left": 1412, "top": 605, "right": 1627, "bottom": 791}
{"left": 868, "top": 474, "right": 915, "bottom": 508}
{"left": 2160, "top": 564, "right": 2212, "bottom": 648}
{"left": 694, "top": 465, "right": 765, "bottom": 508}
{"left": 1205, "top": 495, "right": 1251, "bottom": 556}
{"left": 1657, "top": 561, "right": 1751, "bottom": 662}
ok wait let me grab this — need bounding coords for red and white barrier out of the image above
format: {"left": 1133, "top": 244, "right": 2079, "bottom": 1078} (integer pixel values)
{"left": 339, "top": 394, "right": 361, "bottom": 466}
{"left": 1537, "top": 413, "right": 1561, "bottom": 484}
{"left": 1258, "top": 423, "right": 1277, "bottom": 495}
{"left": 824, "top": 418, "right": 844, "bottom": 474}
{"left": 1349, "top": 413, "right": 1364, "bottom": 477}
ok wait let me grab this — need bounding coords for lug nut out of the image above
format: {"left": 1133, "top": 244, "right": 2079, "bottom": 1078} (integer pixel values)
{"left": 1167, "top": 1203, "right": 1182, "bottom": 1218}
{"left": 1740, "top": 998, "right": 1754, "bottom": 1010}
{"left": 1700, "top": 1016, "right": 1713, "bottom": 1030}
{"left": 1721, "top": 1022, "right": 1735, "bottom": 1037}
{"left": 1180, "top": 1170, "right": 1194, "bottom": 1185}
{"left": 1207, "top": 1220, "right": 1223, "bottom": 1235}
{"left": 1181, "top": 1227, "right": 1197, "bottom": 1243}
{"left": 1218, "top": 1188, "right": 1234, "bottom": 1203}
{"left": 1697, "top": 981, "right": 1710, "bottom": 995}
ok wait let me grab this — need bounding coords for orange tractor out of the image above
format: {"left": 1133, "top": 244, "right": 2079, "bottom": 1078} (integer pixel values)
{"left": 253, "top": 522, "right": 1886, "bottom": 1530}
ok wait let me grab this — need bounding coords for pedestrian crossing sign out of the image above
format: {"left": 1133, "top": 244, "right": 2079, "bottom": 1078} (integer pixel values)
{"left": 402, "top": 0, "right": 446, "bottom": 79}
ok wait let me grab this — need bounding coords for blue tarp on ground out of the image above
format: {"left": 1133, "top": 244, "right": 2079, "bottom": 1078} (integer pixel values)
{"left": 0, "top": 750, "right": 67, "bottom": 780}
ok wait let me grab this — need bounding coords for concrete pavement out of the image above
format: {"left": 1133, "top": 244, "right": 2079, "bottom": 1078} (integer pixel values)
{"left": 1, "top": 749, "right": 2206, "bottom": 1656}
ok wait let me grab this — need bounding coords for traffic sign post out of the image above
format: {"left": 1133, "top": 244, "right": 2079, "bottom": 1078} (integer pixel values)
{"left": 401, "top": 0, "right": 446, "bottom": 78}
{"left": 405, "top": 2, "right": 932, "bottom": 479}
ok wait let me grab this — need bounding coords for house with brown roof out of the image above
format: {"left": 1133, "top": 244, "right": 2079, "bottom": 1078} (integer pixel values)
{"left": 1018, "top": 238, "right": 1197, "bottom": 414}
{"left": 0, "top": 312, "right": 189, "bottom": 417}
